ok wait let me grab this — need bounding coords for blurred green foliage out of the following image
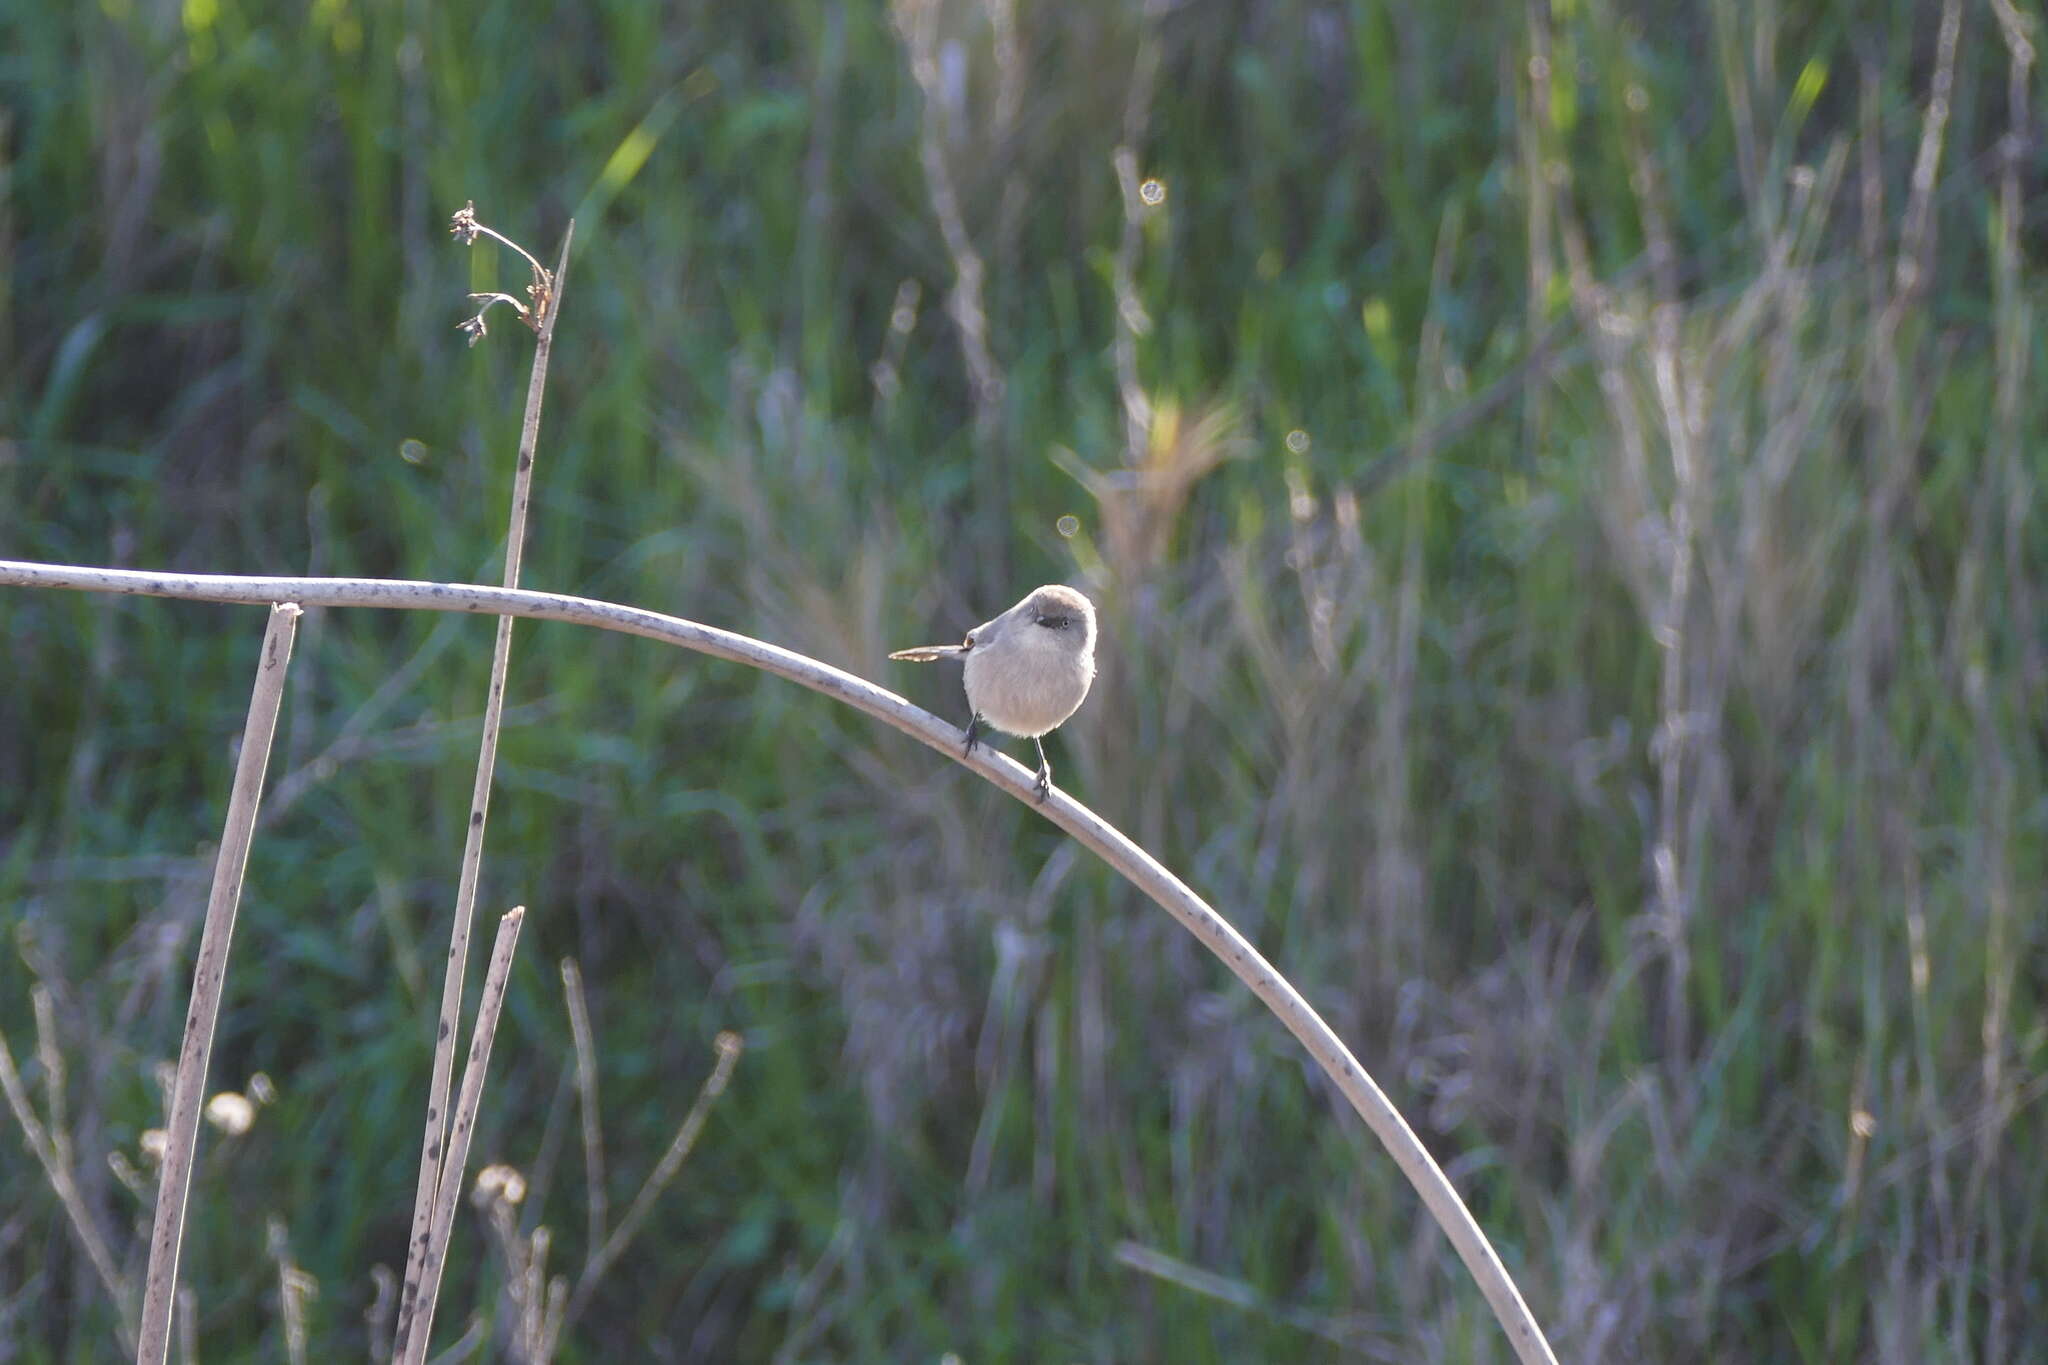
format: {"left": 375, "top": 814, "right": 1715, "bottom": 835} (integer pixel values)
{"left": 2, "top": 0, "right": 2045, "bottom": 1360}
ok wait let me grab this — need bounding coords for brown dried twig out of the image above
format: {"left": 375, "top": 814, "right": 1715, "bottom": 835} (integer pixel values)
{"left": 450, "top": 202, "right": 558, "bottom": 346}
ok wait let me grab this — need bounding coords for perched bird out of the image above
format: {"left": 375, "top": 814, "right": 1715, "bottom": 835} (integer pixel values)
{"left": 889, "top": 585, "right": 1098, "bottom": 802}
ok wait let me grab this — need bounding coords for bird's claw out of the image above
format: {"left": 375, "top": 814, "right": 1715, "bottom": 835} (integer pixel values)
{"left": 1032, "top": 766, "right": 1052, "bottom": 803}
{"left": 963, "top": 714, "right": 984, "bottom": 759}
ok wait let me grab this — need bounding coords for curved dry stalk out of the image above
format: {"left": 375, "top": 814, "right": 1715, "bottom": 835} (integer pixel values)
{"left": 136, "top": 602, "right": 302, "bottom": 1365}
{"left": 0, "top": 558, "right": 1558, "bottom": 1365}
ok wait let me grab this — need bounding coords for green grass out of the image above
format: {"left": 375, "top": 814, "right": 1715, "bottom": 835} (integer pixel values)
{"left": 3, "top": 0, "right": 2046, "bottom": 1360}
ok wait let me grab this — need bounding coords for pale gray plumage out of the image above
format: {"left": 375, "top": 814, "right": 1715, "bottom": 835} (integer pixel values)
{"left": 889, "top": 585, "right": 1098, "bottom": 801}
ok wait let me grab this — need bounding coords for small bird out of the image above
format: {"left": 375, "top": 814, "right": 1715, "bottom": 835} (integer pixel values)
{"left": 889, "top": 585, "right": 1098, "bottom": 802}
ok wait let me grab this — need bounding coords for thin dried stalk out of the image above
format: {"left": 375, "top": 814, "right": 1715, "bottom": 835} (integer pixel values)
{"left": 1108, "top": 11, "right": 1162, "bottom": 469}
{"left": 1113, "top": 1241, "right": 1384, "bottom": 1353}
{"left": 266, "top": 1216, "right": 313, "bottom": 1365}
{"left": 1520, "top": 1, "right": 1555, "bottom": 464}
{"left": 1648, "top": 314, "right": 1700, "bottom": 1060}
{"left": 1967, "top": 9, "right": 2034, "bottom": 1355}
{"left": 0, "top": 1015, "right": 136, "bottom": 1348}
{"left": 0, "top": 558, "right": 1560, "bottom": 1365}
{"left": 566, "top": 1032, "right": 743, "bottom": 1325}
{"left": 1109, "top": 144, "right": 1156, "bottom": 466}
{"left": 32, "top": 986, "right": 66, "bottom": 1159}
{"left": 365, "top": 1266, "right": 397, "bottom": 1365}
{"left": 1989, "top": 0, "right": 2041, "bottom": 699}
{"left": 892, "top": 0, "right": 1005, "bottom": 446}
{"left": 175, "top": 1286, "right": 196, "bottom": 1365}
{"left": 1892, "top": 0, "right": 1964, "bottom": 303}
{"left": 890, "top": 0, "right": 1011, "bottom": 594}
{"left": 559, "top": 959, "right": 607, "bottom": 1259}
{"left": 395, "top": 214, "right": 573, "bottom": 1361}
{"left": 421, "top": 1315, "right": 485, "bottom": 1364}
{"left": 476, "top": 1184, "right": 563, "bottom": 1365}
{"left": 399, "top": 906, "right": 528, "bottom": 1365}
{"left": 136, "top": 601, "right": 302, "bottom": 1365}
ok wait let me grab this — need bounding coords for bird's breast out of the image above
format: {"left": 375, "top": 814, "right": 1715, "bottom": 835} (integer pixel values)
{"left": 963, "top": 641, "right": 1094, "bottom": 738}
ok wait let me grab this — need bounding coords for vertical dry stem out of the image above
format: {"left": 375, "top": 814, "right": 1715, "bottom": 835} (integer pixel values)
{"left": 1109, "top": 145, "right": 1155, "bottom": 469}
{"left": 560, "top": 958, "right": 607, "bottom": 1259}
{"left": 983, "top": 0, "right": 1027, "bottom": 268}
{"left": 267, "top": 1217, "right": 313, "bottom": 1365}
{"left": 394, "top": 217, "right": 573, "bottom": 1359}
{"left": 365, "top": 1265, "right": 397, "bottom": 1365}
{"left": 891, "top": 0, "right": 1011, "bottom": 592}
{"left": 1521, "top": 1, "right": 1555, "bottom": 463}
{"left": 1647, "top": 310, "right": 1699, "bottom": 1060}
{"left": 1989, "top": 0, "right": 2042, "bottom": 700}
{"left": 174, "top": 1286, "right": 196, "bottom": 1365}
{"left": 398, "top": 906, "right": 528, "bottom": 1365}
{"left": 1109, "top": 12, "right": 1162, "bottom": 471}
{"left": 1968, "top": 8, "right": 2033, "bottom": 1355}
{"left": 135, "top": 601, "right": 302, "bottom": 1365}
{"left": 892, "top": 0, "right": 1005, "bottom": 441}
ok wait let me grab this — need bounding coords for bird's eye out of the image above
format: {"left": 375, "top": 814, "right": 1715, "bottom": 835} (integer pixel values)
{"left": 1037, "top": 615, "right": 1065, "bottom": 629}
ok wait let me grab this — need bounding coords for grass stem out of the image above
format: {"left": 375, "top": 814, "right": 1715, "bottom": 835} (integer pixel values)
{"left": 398, "top": 906, "right": 527, "bottom": 1365}
{"left": 566, "top": 1031, "right": 743, "bottom": 1326}
{"left": 394, "top": 216, "right": 573, "bottom": 1360}
{"left": 134, "top": 601, "right": 302, "bottom": 1365}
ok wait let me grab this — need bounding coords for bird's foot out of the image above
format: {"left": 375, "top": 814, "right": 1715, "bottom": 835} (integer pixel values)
{"left": 1033, "top": 762, "right": 1052, "bottom": 804}
{"left": 963, "top": 714, "right": 985, "bottom": 759}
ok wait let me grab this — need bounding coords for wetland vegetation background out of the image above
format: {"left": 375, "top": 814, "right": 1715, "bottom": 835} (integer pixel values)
{"left": 3, "top": 0, "right": 2044, "bottom": 1359}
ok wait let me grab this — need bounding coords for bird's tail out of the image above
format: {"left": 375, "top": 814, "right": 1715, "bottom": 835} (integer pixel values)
{"left": 888, "top": 644, "right": 970, "bottom": 662}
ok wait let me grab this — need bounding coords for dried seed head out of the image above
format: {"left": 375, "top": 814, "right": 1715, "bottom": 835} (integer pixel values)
{"left": 204, "top": 1091, "right": 256, "bottom": 1136}
{"left": 473, "top": 1163, "right": 527, "bottom": 1205}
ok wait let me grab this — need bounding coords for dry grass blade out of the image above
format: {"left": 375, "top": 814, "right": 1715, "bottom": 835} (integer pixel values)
{"left": 395, "top": 212, "right": 573, "bottom": 1361}
{"left": 135, "top": 601, "right": 302, "bottom": 1365}
{"left": 399, "top": 906, "right": 528, "bottom": 1365}
{"left": 889, "top": 0, "right": 1012, "bottom": 592}
{"left": 266, "top": 1216, "right": 314, "bottom": 1365}
{"left": 364, "top": 1265, "right": 397, "bottom": 1365}
{"left": 1113, "top": 1241, "right": 1396, "bottom": 1356}
{"left": 0, "top": 1012, "right": 136, "bottom": 1349}
{"left": 566, "top": 1031, "right": 743, "bottom": 1325}
{"left": 559, "top": 958, "right": 606, "bottom": 1260}
{"left": 0, "top": 559, "right": 1561, "bottom": 1365}
{"left": 175, "top": 1286, "right": 196, "bottom": 1365}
